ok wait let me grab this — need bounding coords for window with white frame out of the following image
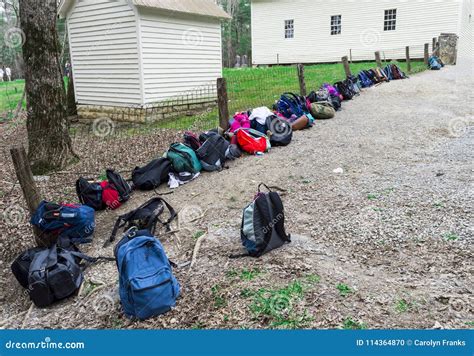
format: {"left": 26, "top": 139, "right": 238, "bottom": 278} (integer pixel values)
{"left": 285, "top": 20, "right": 294, "bottom": 39}
{"left": 384, "top": 9, "right": 397, "bottom": 31}
{"left": 331, "top": 15, "right": 342, "bottom": 35}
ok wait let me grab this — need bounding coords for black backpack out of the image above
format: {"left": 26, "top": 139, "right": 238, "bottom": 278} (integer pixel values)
{"left": 307, "top": 88, "right": 330, "bottom": 103}
{"left": 76, "top": 178, "right": 104, "bottom": 211}
{"left": 265, "top": 115, "right": 293, "bottom": 147}
{"left": 233, "top": 184, "right": 291, "bottom": 258}
{"left": 329, "top": 94, "right": 342, "bottom": 111}
{"left": 334, "top": 81, "right": 354, "bottom": 101}
{"left": 197, "top": 134, "right": 229, "bottom": 172}
{"left": 106, "top": 197, "right": 177, "bottom": 246}
{"left": 106, "top": 169, "right": 132, "bottom": 203}
{"left": 132, "top": 158, "right": 171, "bottom": 191}
{"left": 199, "top": 129, "right": 220, "bottom": 144}
{"left": 12, "top": 245, "right": 113, "bottom": 307}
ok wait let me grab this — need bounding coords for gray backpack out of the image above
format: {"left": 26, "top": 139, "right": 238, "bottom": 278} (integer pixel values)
{"left": 233, "top": 184, "right": 291, "bottom": 258}
{"left": 24, "top": 246, "right": 113, "bottom": 307}
{"left": 196, "top": 134, "right": 229, "bottom": 172}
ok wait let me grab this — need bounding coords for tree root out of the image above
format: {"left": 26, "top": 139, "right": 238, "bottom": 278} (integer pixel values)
{"left": 190, "top": 232, "right": 208, "bottom": 269}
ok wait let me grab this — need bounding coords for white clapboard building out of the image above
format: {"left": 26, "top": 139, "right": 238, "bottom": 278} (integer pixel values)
{"left": 59, "top": 0, "right": 230, "bottom": 122}
{"left": 251, "top": 0, "right": 469, "bottom": 65}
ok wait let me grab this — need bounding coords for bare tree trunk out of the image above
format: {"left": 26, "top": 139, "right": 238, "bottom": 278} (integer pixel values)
{"left": 67, "top": 69, "right": 77, "bottom": 116}
{"left": 226, "top": 0, "right": 236, "bottom": 68}
{"left": 19, "top": 0, "right": 77, "bottom": 174}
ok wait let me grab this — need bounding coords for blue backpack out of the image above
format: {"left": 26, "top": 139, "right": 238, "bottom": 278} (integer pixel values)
{"left": 115, "top": 229, "right": 180, "bottom": 320}
{"left": 383, "top": 65, "right": 394, "bottom": 81}
{"left": 30, "top": 201, "right": 95, "bottom": 244}
{"left": 276, "top": 93, "right": 315, "bottom": 126}
{"left": 428, "top": 56, "right": 443, "bottom": 70}
{"left": 358, "top": 71, "right": 373, "bottom": 88}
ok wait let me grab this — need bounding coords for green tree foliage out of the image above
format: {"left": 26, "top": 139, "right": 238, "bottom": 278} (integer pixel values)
{"left": 217, "top": 0, "right": 251, "bottom": 67}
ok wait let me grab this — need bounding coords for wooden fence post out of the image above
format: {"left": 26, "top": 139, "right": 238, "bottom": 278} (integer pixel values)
{"left": 432, "top": 37, "right": 437, "bottom": 51}
{"left": 10, "top": 146, "right": 47, "bottom": 247}
{"left": 424, "top": 43, "right": 430, "bottom": 64}
{"left": 217, "top": 77, "right": 230, "bottom": 132}
{"left": 405, "top": 46, "right": 411, "bottom": 73}
{"left": 342, "top": 56, "right": 352, "bottom": 78}
{"left": 375, "top": 51, "right": 382, "bottom": 67}
{"left": 296, "top": 64, "right": 307, "bottom": 97}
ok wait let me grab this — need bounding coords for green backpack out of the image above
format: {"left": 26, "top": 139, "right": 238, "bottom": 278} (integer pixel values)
{"left": 165, "top": 143, "right": 202, "bottom": 173}
{"left": 309, "top": 102, "right": 336, "bottom": 120}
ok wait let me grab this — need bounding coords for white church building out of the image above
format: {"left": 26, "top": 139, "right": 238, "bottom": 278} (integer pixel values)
{"left": 251, "top": 0, "right": 471, "bottom": 65}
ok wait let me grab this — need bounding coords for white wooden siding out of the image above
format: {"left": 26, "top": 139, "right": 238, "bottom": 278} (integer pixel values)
{"left": 251, "top": 0, "right": 462, "bottom": 65}
{"left": 68, "top": 0, "right": 142, "bottom": 106}
{"left": 138, "top": 8, "right": 222, "bottom": 104}
{"left": 457, "top": 0, "right": 473, "bottom": 74}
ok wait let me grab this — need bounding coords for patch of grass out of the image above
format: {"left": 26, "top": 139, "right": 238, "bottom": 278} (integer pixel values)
{"left": 111, "top": 316, "right": 124, "bottom": 329}
{"left": 226, "top": 269, "right": 239, "bottom": 279}
{"left": 250, "top": 281, "right": 312, "bottom": 328}
{"left": 382, "top": 187, "right": 396, "bottom": 195}
{"left": 82, "top": 280, "right": 102, "bottom": 297}
{"left": 336, "top": 283, "right": 353, "bottom": 297}
{"left": 342, "top": 318, "right": 367, "bottom": 330}
{"left": 98, "top": 172, "right": 107, "bottom": 181}
{"left": 395, "top": 299, "right": 412, "bottom": 313}
{"left": 305, "top": 274, "right": 321, "bottom": 285}
{"left": 240, "top": 288, "right": 257, "bottom": 298}
{"left": 433, "top": 202, "right": 445, "bottom": 208}
{"left": 211, "top": 284, "right": 227, "bottom": 309}
{"left": 465, "top": 322, "right": 474, "bottom": 327}
{"left": 191, "top": 321, "right": 206, "bottom": 330}
{"left": 240, "top": 267, "right": 263, "bottom": 281}
{"left": 367, "top": 194, "right": 378, "bottom": 201}
{"left": 192, "top": 230, "right": 206, "bottom": 240}
{"left": 0, "top": 78, "right": 69, "bottom": 121}
{"left": 443, "top": 233, "right": 459, "bottom": 241}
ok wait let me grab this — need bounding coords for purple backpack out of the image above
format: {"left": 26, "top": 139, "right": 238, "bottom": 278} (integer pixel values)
{"left": 323, "top": 83, "right": 341, "bottom": 98}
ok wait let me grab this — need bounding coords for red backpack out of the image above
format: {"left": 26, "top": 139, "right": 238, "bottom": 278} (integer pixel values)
{"left": 100, "top": 170, "right": 132, "bottom": 210}
{"left": 100, "top": 181, "right": 121, "bottom": 210}
{"left": 236, "top": 129, "right": 271, "bottom": 155}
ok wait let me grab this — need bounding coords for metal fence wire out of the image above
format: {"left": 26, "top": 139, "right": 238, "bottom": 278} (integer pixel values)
{"left": 1, "top": 43, "right": 432, "bottom": 205}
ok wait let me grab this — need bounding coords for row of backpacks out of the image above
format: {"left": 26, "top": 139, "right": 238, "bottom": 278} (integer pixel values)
{"left": 10, "top": 63, "right": 408, "bottom": 320}
{"left": 12, "top": 183, "right": 291, "bottom": 321}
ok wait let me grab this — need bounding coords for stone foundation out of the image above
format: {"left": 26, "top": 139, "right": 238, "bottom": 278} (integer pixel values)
{"left": 77, "top": 100, "right": 217, "bottom": 124}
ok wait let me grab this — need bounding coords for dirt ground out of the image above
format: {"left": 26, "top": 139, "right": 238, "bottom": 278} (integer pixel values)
{"left": 0, "top": 66, "right": 472, "bottom": 330}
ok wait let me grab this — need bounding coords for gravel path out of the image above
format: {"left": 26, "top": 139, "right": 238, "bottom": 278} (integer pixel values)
{"left": 1, "top": 66, "right": 472, "bottom": 330}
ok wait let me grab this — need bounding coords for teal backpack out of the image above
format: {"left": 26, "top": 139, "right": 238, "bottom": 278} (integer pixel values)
{"left": 165, "top": 143, "right": 202, "bottom": 173}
